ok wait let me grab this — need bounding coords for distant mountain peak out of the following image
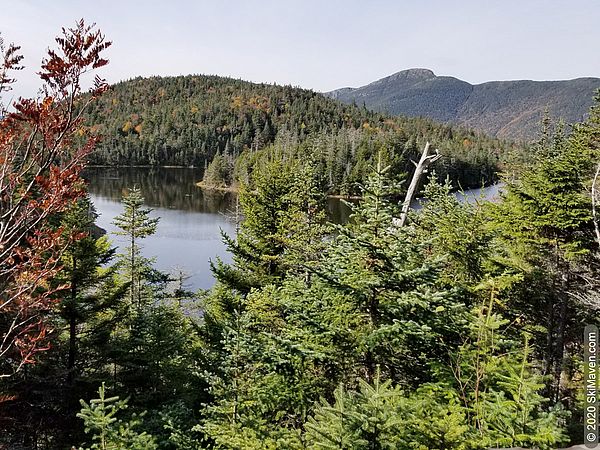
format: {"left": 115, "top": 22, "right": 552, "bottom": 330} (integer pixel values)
{"left": 326, "top": 70, "right": 600, "bottom": 140}
{"left": 391, "top": 68, "right": 436, "bottom": 79}
{"left": 370, "top": 68, "right": 436, "bottom": 86}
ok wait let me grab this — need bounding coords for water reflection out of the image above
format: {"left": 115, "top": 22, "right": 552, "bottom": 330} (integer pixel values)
{"left": 84, "top": 167, "right": 499, "bottom": 291}
{"left": 84, "top": 167, "right": 238, "bottom": 291}
{"left": 84, "top": 167, "right": 237, "bottom": 213}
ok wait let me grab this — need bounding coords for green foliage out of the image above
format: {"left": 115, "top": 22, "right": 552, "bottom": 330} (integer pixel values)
{"left": 113, "top": 186, "right": 160, "bottom": 241}
{"left": 84, "top": 74, "right": 510, "bottom": 194}
{"left": 200, "top": 159, "right": 470, "bottom": 448}
{"left": 57, "top": 195, "right": 120, "bottom": 379}
{"left": 315, "top": 159, "right": 467, "bottom": 383}
{"left": 489, "top": 108, "right": 598, "bottom": 405}
{"left": 212, "top": 158, "right": 328, "bottom": 293}
{"left": 202, "top": 152, "right": 234, "bottom": 188}
{"left": 8, "top": 91, "right": 600, "bottom": 450}
{"left": 306, "top": 375, "right": 472, "bottom": 450}
{"left": 493, "top": 123, "right": 593, "bottom": 265}
{"left": 77, "top": 383, "right": 157, "bottom": 450}
{"left": 417, "top": 175, "right": 492, "bottom": 284}
{"left": 449, "top": 300, "right": 570, "bottom": 449}
{"left": 112, "top": 186, "right": 167, "bottom": 307}
{"left": 306, "top": 376, "right": 406, "bottom": 449}
{"left": 306, "top": 303, "right": 569, "bottom": 450}
{"left": 402, "top": 383, "right": 472, "bottom": 449}
{"left": 72, "top": 187, "right": 205, "bottom": 449}
{"left": 199, "top": 290, "right": 307, "bottom": 449}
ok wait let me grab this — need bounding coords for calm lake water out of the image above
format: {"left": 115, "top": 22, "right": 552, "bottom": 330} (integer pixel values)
{"left": 84, "top": 167, "right": 353, "bottom": 291}
{"left": 84, "top": 167, "right": 501, "bottom": 291}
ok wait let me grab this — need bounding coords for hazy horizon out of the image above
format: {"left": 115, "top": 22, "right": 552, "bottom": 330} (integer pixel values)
{"left": 1, "top": 0, "right": 599, "bottom": 99}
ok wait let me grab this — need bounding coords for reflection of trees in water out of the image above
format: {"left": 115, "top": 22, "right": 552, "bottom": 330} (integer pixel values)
{"left": 85, "top": 167, "right": 353, "bottom": 223}
{"left": 84, "top": 167, "right": 236, "bottom": 214}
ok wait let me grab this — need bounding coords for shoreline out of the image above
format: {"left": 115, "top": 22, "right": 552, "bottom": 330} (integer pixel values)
{"left": 88, "top": 166, "right": 500, "bottom": 202}
{"left": 87, "top": 164, "right": 199, "bottom": 169}
{"left": 196, "top": 181, "right": 362, "bottom": 200}
{"left": 195, "top": 181, "right": 240, "bottom": 193}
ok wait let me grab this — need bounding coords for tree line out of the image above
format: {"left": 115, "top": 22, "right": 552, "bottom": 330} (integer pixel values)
{"left": 84, "top": 74, "right": 515, "bottom": 195}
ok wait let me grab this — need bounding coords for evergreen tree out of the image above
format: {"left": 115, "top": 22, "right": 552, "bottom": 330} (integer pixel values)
{"left": 112, "top": 186, "right": 166, "bottom": 308}
{"left": 200, "top": 160, "right": 471, "bottom": 448}
{"left": 202, "top": 152, "right": 234, "bottom": 188}
{"left": 77, "top": 383, "right": 157, "bottom": 450}
{"left": 305, "top": 376, "right": 407, "bottom": 450}
{"left": 314, "top": 158, "right": 466, "bottom": 383}
{"left": 306, "top": 375, "right": 470, "bottom": 449}
{"left": 490, "top": 121, "right": 596, "bottom": 401}
{"left": 212, "top": 158, "right": 327, "bottom": 293}
{"left": 448, "top": 291, "right": 569, "bottom": 449}
{"left": 58, "top": 196, "right": 117, "bottom": 385}
{"left": 108, "top": 188, "right": 204, "bottom": 445}
{"left": 416, "top": 175, "right": 492, "bottom": 285}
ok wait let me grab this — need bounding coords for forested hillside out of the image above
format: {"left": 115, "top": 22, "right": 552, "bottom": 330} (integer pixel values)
{"left": 85, "top": 75, "right": 512, "bottom": 193}
{"left": 327, "top": 68, "right": 600, "bottom": 140}
{"left": 4, "top": 94, "right": 600, "bottom": 449}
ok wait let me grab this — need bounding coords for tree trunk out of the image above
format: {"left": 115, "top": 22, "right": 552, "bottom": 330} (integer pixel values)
{"left": 67, "top": 314, "right": 77, "bottom": 384}
{"left": 552, "top": 284, "right": 569, "bottom": 402}
{"left": 591, "top": 162, "right": 600, "bottom": 249}
{"left": 398, "top": 142, "right": 441, "bottom": 227}
{"left": 542, "top": 297, "right": 555, "bottom": 379}
{"left": 67, "top": 258, "right": 77, "bottom": 385}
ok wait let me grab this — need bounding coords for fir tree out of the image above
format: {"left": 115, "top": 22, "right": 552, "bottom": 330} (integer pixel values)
{"left": 58, "top": 196, "right": 117, "bottom": 385}
{"left": 77, "top": 383, "right": 157, "bottom": 450}
{"left": 315, "top": 158, "right": 466, "bottom": 383}
{"left": 306, "top": 375, "right": 407, "bottom": 450}
{"left": 212, "top": 158, "right": 327, "bottom": 293}
{"left": 490, "top": 120, "right": 596, "bottom": 401}
{"left": 112, "top": 186, "right": 165, "bottom": 308}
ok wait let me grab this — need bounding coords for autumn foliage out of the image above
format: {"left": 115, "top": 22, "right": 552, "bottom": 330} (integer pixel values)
{"left": 0, "top": 20, "right": 110, "bottom": 376}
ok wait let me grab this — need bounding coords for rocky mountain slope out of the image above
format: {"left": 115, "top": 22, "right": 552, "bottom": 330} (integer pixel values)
{"left": 327, "top": 69, "right": 600, "bottom": 140}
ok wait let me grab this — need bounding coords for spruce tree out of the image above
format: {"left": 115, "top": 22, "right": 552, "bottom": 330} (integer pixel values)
{"left": 58, "top": 196, "right": 117, "bottom": 385}
{"left": 212, "top": 157, "right": 327, "bottom": 293}
{"left": 315, "top": 158, "right": 465, "bottom": 383}
{"left": 490, "top": 120, "right": 595, "bottom": 401}
{"left": 416, "top": 175, "right": 491, "bottom": 285}
{"left": 77, "top": 383, "right": 157, "bottom": 450}
{"left": 305, "top": 376, "right": 407, "bottom": 449}
{"left": 447, "top": 293, "right": 569, "bottom": 449}
{"left": 112, "top": 186, "right": 164, "bottom": 308}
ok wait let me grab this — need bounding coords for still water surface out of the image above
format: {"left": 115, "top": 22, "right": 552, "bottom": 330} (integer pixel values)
{"left": 85, "top": 167, "right": 501, "bottom": 291}
{"left": 84, "top": 167, "right": 353, "bottom": 291}
{"left": 86, "top": 167, "right": 238, "bottom": 291}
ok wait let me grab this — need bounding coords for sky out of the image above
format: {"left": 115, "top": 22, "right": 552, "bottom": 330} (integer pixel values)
{"left": 1, "top": 0, "right": 599, "bottom": 99}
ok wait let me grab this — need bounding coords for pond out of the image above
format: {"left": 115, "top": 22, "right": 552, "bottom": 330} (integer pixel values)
{"left": 85, "top": 167, "right": 239, "bottom": 291}
{"left": 84, "top": 167, "right": 501, "bottom": 291}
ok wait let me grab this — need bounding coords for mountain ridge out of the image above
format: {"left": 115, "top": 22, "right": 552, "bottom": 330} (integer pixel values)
{"left": 326, "top": 69, "right": 600, "bottom": 140}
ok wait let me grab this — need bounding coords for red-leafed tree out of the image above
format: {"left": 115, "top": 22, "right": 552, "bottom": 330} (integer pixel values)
{"left": 0, "top": 20, "right": 110, "bottom": 377}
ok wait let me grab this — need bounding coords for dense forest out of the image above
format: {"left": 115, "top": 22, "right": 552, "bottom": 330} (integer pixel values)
{"left": 84, "top": 74, "right": 514, "bottom": 194}
{"left": 3, "top": 21, "right": 600, "bottom": 450}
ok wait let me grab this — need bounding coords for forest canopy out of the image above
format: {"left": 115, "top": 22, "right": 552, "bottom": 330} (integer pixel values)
{"left": 85, "top": 74, "right": 515, "bottom": 195}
